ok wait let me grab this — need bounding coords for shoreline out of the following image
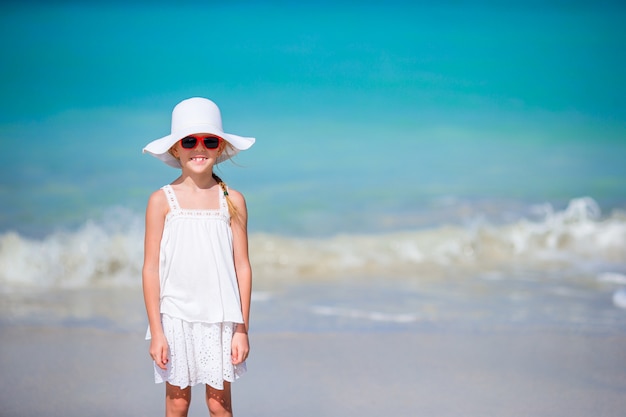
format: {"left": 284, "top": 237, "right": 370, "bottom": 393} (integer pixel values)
{"left": 1, "top": 324, "right": 625, "bottom": 417}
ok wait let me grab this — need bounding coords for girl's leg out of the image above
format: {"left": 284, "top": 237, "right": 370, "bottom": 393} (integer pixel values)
{"left": 205, "top": 381, "right": 233, "bottom": 417}
{"left": 166, "top": 382, "right": 192, "bottom": 417}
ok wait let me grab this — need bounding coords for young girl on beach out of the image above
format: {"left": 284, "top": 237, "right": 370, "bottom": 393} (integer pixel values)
{"left": 142, "top": 97, "right": 255, "bottom": 417}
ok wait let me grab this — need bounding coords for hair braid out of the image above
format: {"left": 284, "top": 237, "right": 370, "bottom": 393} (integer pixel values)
{"left": 212, "top": 173, "right": 239, "bottom": 223}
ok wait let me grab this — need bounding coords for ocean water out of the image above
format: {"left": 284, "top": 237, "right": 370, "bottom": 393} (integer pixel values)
{"left": 1, "top": 2, "right": 625, "bottom": 331}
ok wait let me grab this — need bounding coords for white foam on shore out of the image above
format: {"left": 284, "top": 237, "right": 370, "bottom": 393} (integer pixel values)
{"left": 598, "top": 272, "right": 626, "bottom": 285}
{"left": 311, "top": 305, "right": 419, "bottom": 323}
{"left": 0, "top": 197, "right": 624, "bottom": 289}
{"left": 612, "top": 289, "right": 626, "bottom": 310}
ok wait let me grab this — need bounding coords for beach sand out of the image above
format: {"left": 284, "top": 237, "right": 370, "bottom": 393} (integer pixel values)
{"left": 1, "top": 324, "right": 625, "bottom": 417}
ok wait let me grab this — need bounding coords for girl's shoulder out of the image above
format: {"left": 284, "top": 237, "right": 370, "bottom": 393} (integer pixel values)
{"left": 148, "top": 187, "right": 168, "bottom": 202}
{"left": 146, "top": 187, "right": 170, "bottom": 215}
{"left": 225, "top": 186, "right": 244, "bottom": 198}
{"left": 226, "top": 187, "right": 246, "bottom": 206}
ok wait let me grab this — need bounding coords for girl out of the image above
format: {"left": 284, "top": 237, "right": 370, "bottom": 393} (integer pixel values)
{"left": 142, "top": 97, "right": 255, "bottom": 417}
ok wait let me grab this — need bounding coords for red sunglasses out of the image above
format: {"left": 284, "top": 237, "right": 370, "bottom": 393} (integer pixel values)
{"left": 179, "top": 135, "right": 222, "bottom": 150}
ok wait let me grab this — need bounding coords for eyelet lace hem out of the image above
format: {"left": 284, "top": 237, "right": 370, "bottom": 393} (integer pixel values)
{"left": 152, "top": 314, "right": 246, "bottom": 390}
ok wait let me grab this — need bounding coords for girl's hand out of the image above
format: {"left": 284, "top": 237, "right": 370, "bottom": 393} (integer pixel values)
{"left": 149, "top": 334, "right": 169, "bottom": 370}
{"left": 231, "top": 326, "right": 249, "bottom": 365}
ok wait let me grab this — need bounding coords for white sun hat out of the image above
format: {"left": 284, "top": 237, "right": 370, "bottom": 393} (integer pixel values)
{"left": 143, "top": 97, "right": 256, "bottom": 168}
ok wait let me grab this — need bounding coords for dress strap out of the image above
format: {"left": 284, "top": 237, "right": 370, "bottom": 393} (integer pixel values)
{"left": 162, "top": 185, "right": 181, "bottom": 211}
{"left": 219, "top": 184, "right": 229, "bottom": 215}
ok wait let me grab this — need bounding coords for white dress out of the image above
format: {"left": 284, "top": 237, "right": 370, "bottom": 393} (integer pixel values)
{"left": 146, "top": 184, "right": 246, "bottom": 389}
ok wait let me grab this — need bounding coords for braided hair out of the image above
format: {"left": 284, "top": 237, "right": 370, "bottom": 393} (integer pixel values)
{"left": 212, "top": 173, "right": 240, "bottom": 224}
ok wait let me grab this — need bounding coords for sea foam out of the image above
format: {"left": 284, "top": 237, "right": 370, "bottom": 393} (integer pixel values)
{"left": 1, "top": 197, "right": 624, "bottom": 289}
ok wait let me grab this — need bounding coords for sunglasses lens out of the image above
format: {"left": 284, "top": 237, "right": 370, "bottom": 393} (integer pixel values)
{"left": 181, "top": 136, "right": 197, "bottom": 149}
{"left": 203, "top": 137, "right": 220, "bottom": 149}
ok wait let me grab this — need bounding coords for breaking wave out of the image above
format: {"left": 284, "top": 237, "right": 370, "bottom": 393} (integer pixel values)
{"left": 1, "top": 197, "right": 624, "bottom": 290}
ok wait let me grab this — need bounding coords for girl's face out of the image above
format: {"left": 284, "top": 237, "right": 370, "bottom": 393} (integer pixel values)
{"left": 171, "top": 134, "right": 225, "bottom": 170}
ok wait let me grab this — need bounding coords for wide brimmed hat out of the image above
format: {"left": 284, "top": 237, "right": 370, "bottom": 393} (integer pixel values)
{"left": 143, "top": 97, "right": 255, "bottom": 168}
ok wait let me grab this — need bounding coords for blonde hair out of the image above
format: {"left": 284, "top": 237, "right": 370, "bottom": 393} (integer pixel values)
{"left": 212, "top": 173, "right": 240, "bottom": 224}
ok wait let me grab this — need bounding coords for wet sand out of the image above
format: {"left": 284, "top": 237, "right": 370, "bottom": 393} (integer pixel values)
{"left": 1, "top": 325, "right": 625, "bottom": 417}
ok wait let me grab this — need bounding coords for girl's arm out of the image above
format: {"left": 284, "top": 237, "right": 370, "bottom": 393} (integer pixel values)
{"left": 142, "top": 190, "right": 169, "bottom": 370}
{"left": 229, "top": 189, "right": 252, "bottom": 365}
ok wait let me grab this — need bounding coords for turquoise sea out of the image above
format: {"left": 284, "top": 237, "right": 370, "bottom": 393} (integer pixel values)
{"left": 0, "top": 1, "right": 625, "bottom": 331}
